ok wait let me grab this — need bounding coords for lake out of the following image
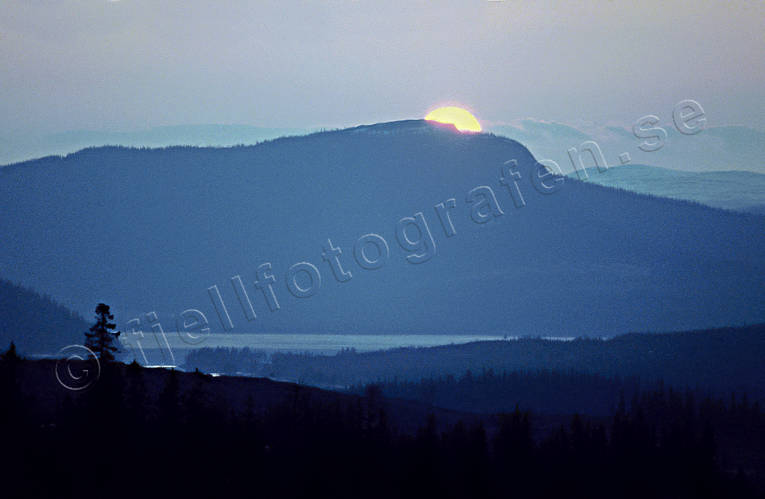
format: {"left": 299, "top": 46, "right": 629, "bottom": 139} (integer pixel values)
{"left": 119, "top": 333, "right": 507, "bottom": 366}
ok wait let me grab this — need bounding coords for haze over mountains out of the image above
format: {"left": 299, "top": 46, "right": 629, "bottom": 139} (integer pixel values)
{"left": 1, "top": 120, "right": 764, "bottom": 351}
{"left": 4, "top": 120, "right": 764, "bottom": 217}
{"left": 4, "top": 119, "right": 764, "bottom": 175}
{"left": 0, "top": 125, "right": 308, "bottom": 166}
{"left": 569, "top": 164, "right": 765, "bottom": 214}
{"left": 490, "top": 120, "right": 765, "bottom": 175}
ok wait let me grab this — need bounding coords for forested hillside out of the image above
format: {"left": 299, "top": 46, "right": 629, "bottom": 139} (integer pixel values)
{"left": 0, "top": 278, "right": 87, "bottom": 354}
{"left": 2, "top": 356, "right": 762, "bottom": 498}
{"left": 250, "top": 324, "right": 765, "bottom": 400}
{"left": 1, "top": 121, "right": 764, "bottom": 336}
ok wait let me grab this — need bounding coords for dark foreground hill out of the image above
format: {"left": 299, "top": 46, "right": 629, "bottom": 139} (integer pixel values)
{"left": 2, "top": 120, "right": 764, "bottom": 347}
{"left": 3, "top": 356, "right": 764, "bottom": 498}
{"left": 13, "top": 357, "right": 475, "bottom": 436}
{"left": 0, "top": 278, "right": 87, "bottom": 353}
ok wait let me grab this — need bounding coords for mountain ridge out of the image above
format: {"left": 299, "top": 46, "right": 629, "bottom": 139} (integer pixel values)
{"left": 568, "top": 164, "right": 765, "bottom": 213}
{"left": 1, "top": 121, "right": 764, "bottom": 348}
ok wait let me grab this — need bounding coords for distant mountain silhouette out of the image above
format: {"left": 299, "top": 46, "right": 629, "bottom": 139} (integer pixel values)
{"left": 0, "top": 279, "right": 87, "bottom": 354}
{"left": 490, "top": 120, "right": 765, "bottom": 174}
{"left": 568, "top": 164, "right": 765, "bottom": 212}
{"left": 0, "top": 124, "right": 309, "bottom": 166}
{"left": 1, "top": 120, "right": 764, "bottom": 346}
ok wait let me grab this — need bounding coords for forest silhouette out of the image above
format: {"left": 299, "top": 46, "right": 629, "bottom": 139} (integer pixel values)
{"left": 2, "top": 339, "right": 765, "bottom": 498}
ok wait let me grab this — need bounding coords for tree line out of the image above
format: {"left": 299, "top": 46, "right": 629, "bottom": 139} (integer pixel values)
{"left": 2, "top": 345, "right": 763, "bottom": 498}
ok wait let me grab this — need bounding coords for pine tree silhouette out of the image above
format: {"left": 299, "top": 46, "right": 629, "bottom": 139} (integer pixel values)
{"left": 84, "top": 303, "right": 120, "bottom": 362}
{"left": 0, "top": 341, "right": 20, "bottom": 363}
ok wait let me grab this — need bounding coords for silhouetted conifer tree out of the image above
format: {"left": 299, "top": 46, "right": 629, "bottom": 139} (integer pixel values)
{"left": 0, "top": 341, "right": 21, "bottom": 363}
{"left": 84, "top": 303, "right": 120, "bottom": 361}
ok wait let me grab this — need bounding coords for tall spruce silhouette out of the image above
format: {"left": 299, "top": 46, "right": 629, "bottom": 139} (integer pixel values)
{"left": 84, "top": 303, "right": 120, "bottom": 361}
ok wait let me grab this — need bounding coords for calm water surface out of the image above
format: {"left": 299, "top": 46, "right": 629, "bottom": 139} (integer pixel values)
{"left": 121, "top": 333, "right": 511, "bottom": 365}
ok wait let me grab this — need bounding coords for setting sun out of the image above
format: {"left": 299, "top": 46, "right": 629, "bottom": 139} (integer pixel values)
{"left": 424, "top": 106, "right": 482, "bottom": 132}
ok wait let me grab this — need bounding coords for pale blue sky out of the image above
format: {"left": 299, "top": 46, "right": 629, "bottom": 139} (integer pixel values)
{"left": 1, "top": 0, "right": 763, "bottom": 133}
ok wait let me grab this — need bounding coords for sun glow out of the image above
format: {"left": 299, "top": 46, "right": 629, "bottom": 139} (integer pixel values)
{"left": 424, "top": 106, "right": 482, "bottom": 132}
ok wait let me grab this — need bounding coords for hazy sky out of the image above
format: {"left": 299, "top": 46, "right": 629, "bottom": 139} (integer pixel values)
{"left": 1, "top": 0, "right": 763, "bottom": 133}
